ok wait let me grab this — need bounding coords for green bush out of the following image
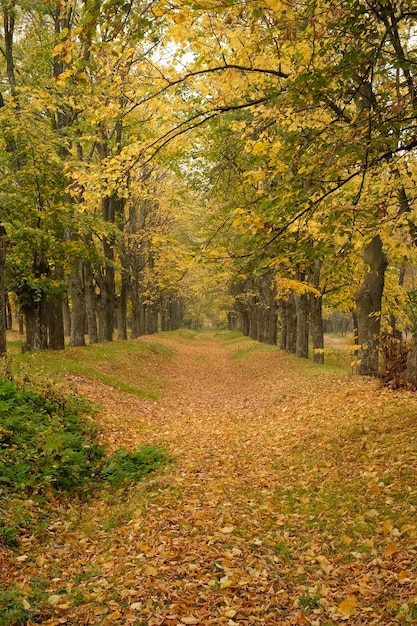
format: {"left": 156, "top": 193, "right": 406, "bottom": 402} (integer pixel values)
{"left": 100, "top": 445, "right": 170, "bottom": 486}
{"left": 0, "top": 587, "right": 30, "bottom": 626}
{"left": 0, "top": 377, "right": 171, "bottom": 548}
{"left": 0, "top": 378, "right": 104, "bottom": 495}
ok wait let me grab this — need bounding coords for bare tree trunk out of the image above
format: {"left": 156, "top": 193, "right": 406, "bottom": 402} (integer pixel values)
{"left": 356, "top": 235, "right": 387, "bottom": 376}
{"left": 285, "top": 294, "right": 297, "bottom": 354}
{"left": 118, "top": 264, "right": 129, "bottom": 340}
{"left": 309, "top": 261, "right": 324, "bottom": 364}
{"left": 295, "top": 291, "right": 309, "bottom": 359}
{"left": 69, "top": 265, "right": 86, "bottom": 347}
{"left": 48, "top": 293, "right": 65, "bottom": 350}
{"left": 0, "top": 227, "right": 6, "bottom": 356}
{"left": 83, "top": 260, "right": 98, "bottom": 344}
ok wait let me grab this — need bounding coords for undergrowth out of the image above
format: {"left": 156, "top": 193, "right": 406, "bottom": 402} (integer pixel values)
{"left": 0, "top": 375, "right": 171, "bottom": 550}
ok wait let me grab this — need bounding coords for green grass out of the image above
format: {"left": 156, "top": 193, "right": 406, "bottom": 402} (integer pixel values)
{"left": 8, "top": 339, "right": 174, "bottom": 400}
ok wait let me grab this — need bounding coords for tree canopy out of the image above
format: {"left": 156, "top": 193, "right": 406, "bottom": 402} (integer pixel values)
{"left": 1, "top": 0, "right": 417, "bottom": 379}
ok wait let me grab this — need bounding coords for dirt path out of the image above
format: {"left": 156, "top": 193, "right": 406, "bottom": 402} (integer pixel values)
{"left": 77, "top": 334, "right": 339, "bottom": 494}
{"left": 6, "top": 333, "right": 417, "bottom": 626}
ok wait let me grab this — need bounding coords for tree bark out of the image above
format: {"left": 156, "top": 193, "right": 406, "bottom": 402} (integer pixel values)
{"left": 22, "top": 294, "right": 48, "bottom": 351}
{"left": 83, "top": 260, "right": 98, "bottom": 344}
{"left": 310, "top": 293, "right": 324, "bottom": 363}
{"left": 69, "top": 265, "right": 86, "bottom": 347}
{"left": 309, "top": 261, "right": 324, "bottom": 364}
{"left": 356, "top": 235, "right": 387, "bottom": 376}
{"left": 285, "top": 294, "right": 297, "bottom": 354}
{"left": 295, "top": 291, "right": 309, "bottom": 359}
{"left": 405, "top": 333, "right": 417, "bottom": 388}
{"left": 48, "top": 293, "right": 65, "bottom": 350}
{"left": 0, "top": 227, "right": 7, "bottom": 356}
{"left": 118, "top": 264, "right": 129, "bottom": 340}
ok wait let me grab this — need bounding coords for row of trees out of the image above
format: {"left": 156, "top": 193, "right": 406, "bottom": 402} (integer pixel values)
{"left": 166, "top": 0, "right": 417, "bottom": 380}
{"left": 1, "top": 0, "right": 417, "bottom": 383}
{"left": 0, "top": 0, "right": 195, "bottom": 351}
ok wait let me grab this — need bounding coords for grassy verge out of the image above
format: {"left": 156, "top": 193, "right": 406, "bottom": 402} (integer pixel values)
{"left": 6, "top": 338, "right": 174, "bottom": 401}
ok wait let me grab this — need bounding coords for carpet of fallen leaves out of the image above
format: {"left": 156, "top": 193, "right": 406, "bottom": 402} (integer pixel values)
{"left": 2, "top": 332, "right": 417, "bottom": 626}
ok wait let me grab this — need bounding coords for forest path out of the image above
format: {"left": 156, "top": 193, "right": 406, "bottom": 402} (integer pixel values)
{"left": 7, "top": 332, "right": 417, "bottom": 626}
{"left": 78, "top": 332, "right": 349, "bottom": 498}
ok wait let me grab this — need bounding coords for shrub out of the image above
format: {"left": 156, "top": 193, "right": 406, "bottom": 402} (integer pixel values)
{"left": 100, "top": 445, "right": 170, "bottom": 486}
{"left": 379, "top": 336, "right": 411, "bottom": 389}
{"left": 0, "top": 587, "right": 30, "bottom": 626}
{"left": 0, "top": 377, "right": 171, "bottom": 548}
{"left": 0, "top": 378, "right": 104, "bottom": 496}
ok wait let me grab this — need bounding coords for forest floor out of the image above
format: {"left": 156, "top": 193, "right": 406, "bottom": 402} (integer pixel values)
{"left": 2, "top": 330, "right": 417, "bottom": 626}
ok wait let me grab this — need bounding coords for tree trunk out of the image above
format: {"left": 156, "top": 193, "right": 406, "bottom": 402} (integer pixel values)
{"left": 130, "top": 278, "right": 142, "bottom": 339}
{"left": 0, "top": 227, "right": 7, "bottom": 356}
{"left": 69, "top": 266, "right": 86, "bottom": 347}
{"left": 356, "top": 235, "right": 387, "bottom": 376}
{"left": 22, "top": 294, "right": 47, "bottom": 351}
{"left": 278, "top": 299, "right": 287, "bottom": 350}
{"left": 352, "top": 310, "right": 359, "bottom": 344}
{"left": 96, "top": 266, "right": 114, "bottom": 342}
{"left": 310, "top": 293, "right": 324, "bottom": 363}
{"left": 309, "top": 261, "right": 324, "bottom": 364}
{"left": 295, "top": 291, "right": 309, "bottom": 359}
{"left": 83, "top": 261, "right": 98, "bottom": 344}
{"left": 48, "top": 293, "right": 65, "bottom": 350}
{"left": 285, "top": 294, "right": 297, "bottom": 354}
{"left": 63, "top": 298, "right": 71, "bottom": 337}
{"left": 404, "top": 333, "right": 417, "bottom": 387}
{"left": 118, "top": 265, "right": 129, "bottom": 340}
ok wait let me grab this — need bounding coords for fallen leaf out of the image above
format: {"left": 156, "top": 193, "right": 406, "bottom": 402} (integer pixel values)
{"left": 398, "top": 570, "right": 410, "bottom": 583}
{"left": 383, "top": 543, "right": 400, "bottom": 557}
{"left": 338, "top": 595, "right": 357, "bottom": 617}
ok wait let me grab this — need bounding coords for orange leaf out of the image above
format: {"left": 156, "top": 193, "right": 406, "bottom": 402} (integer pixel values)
{"left": 383, "top": 543, "right": 400, "bottom": 557}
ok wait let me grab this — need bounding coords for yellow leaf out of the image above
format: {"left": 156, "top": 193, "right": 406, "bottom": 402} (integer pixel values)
{"left": 398, "top": 570, "right": 409, "bottom": 583}
{"left": 36, "top": 555, "right": 46, "bottom": 567}
{"left": 139, "top": 543, "right": 151, "bottom": 552}
{"left": 220, "top": 525, "right": 235, "bottom": 534}
{"left": 181, "top": 617, "right": 199, "bottom": 625}
{"left": 382, "top": 519, "right": 393, "bottom": 535}
{"left": 337, "top": 595, "right": 357, "bottom": 617}
{"left": 151, "top": 6, "right": 165, "bottom": 17}
{"left": 145, "top": 565, "right": 157, "bottom": 576}
{"left": 173, "top": 12, "right": 187, "bottom": 23}
{"left": 265, "top": 0, "right": 282, "bottom": 11}
{"left": 342, "top": 536, "right": 353, "bottom": 545}
{"left": 224, "top": 609, "right": 237, "bottom": 618}
{"left": 220, "top": 575, "right": 233, "bottom": 589}
{"left": 384, "top": 543, "right": 400, "bottom": 557}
